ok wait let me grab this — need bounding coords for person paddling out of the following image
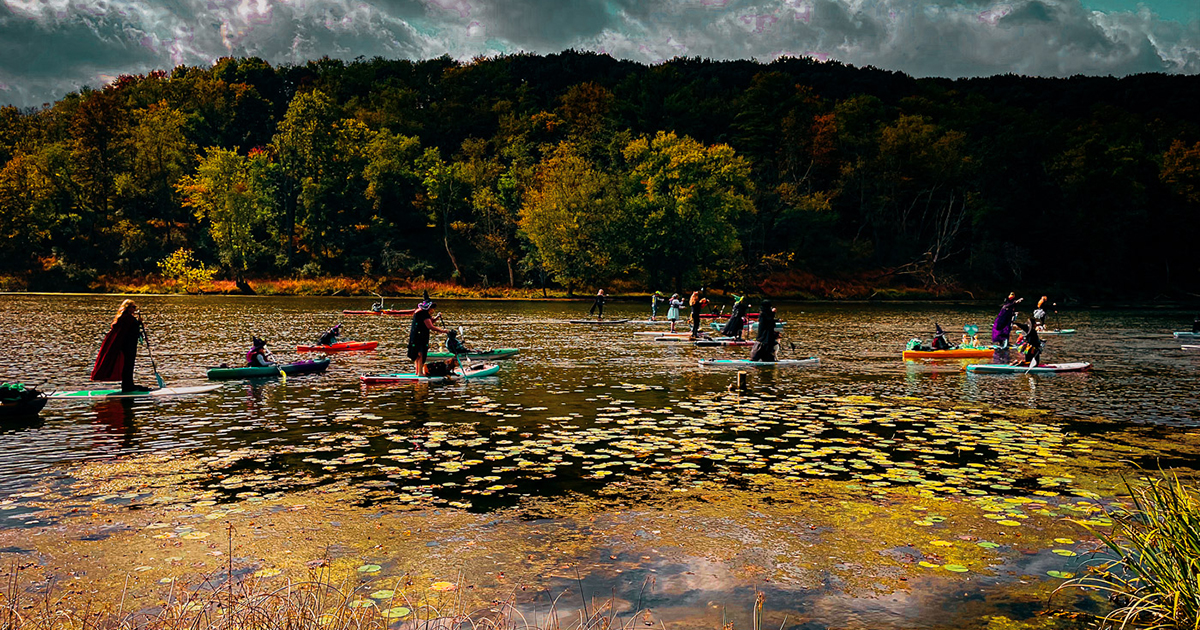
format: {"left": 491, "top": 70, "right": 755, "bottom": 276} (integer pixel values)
{"left": 992, "top": 292, "right": 1022, "bottom": 349}
{"left": 1011, "top": 316, "right": 1045, "bottom": 367}
{"left": 246, "top": 337, "right": 277, "bottom": 367}
{"left": 408, "top": 302, "right": 450, "bottom": 376}
{"left": 931, "top": 323, "right": 952, "bottom": 351}
{"left": 650, "top": 291, "right": 666, "bottom": 321}
{"left": 316, "top": 324, "right": 341, "bottom": 346}
{"left": 721, "top": 295, "right": 749, "bottom": 340}
{"left": 589, "top": 289, "right": 606, "bottom": 320}
{"left": 1033, "top": 296, "right": 1051, "bottom": 331}
{"left": 749, "top": 300, "right": 779, "bottom": 362}
{"left": 91, "top": 299, "right": 148, "bottom": 392}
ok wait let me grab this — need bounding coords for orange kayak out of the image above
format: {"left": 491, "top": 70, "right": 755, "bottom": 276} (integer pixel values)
{"left": 902, "top": 347, "right": 995, "bottom": 360}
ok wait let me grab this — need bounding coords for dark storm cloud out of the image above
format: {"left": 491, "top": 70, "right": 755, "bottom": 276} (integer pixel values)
{"left": 1, "top": 0, "right": 1197, "bottom": 107}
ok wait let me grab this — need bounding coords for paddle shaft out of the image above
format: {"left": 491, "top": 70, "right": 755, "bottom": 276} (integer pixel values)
{"left": 140, "top": 322, "right": 166, "bottom": 389}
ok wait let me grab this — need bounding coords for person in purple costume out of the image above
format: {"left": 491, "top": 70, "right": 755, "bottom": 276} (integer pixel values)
{"left": 992, "top": 292, "right": 1023, "bottom": 349}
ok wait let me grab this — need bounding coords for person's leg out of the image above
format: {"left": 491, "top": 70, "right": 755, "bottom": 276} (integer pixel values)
{"left": 121, "top": 352, "right": 136, "bottom": 391}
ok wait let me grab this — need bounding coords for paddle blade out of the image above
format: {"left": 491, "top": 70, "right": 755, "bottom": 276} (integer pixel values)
{"left": 154, "top": 371, "right": 165, "bottom": 389}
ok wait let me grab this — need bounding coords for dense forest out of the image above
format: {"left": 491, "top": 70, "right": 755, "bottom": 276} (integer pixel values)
{"left": 1, "top": 52, "right": 1198, "bottom": 297}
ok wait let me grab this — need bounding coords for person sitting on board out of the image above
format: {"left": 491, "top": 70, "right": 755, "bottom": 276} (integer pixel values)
{"left": 650, "top": 291, "right": 666, "bottom": 321}
{"left": 91, "top": 299, "right": 148, "bottom": 392}
{"left": 589, "top": 289, "right": 606, "bottom": 319}
{"left": 749, "top": 300, "right": 780, "bottom": 362}
{"left": 667, "top": 294, "right": 683, "bottom": 332}
{"left": 1010, "top": 317, "right": 1045, "bottom": 367}
{"left": 246, "top": 337, "right": 277, "bottom": 367}
{"left": 992, "top": 292, "right": 1022, "bottom": 349}
{"left": 1033, "top": 296, "right": 1050, "bottom": 331}
{"left": 408, "top": 302, "right": 451, "bottom": 376}
{"left": 721, "top": 295, "right": 749, "bottom": 340}
{"left": 931, "top": 323, "right": 953, "bottom": 351}
{"left": 446, "top": 329, "right": 477, "bottom": 356}
{"left": 316, "top": 324, "right": 341, "bottom": 346}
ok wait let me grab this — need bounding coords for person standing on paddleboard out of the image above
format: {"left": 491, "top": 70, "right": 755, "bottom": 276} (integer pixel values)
{"left": 408, "top": 302, "right": 450, "bottom": 376}
{"left": 589, "top": 290, "right": 606, "bottom": 319}
{"left": 749, "top": 300, "right": 779, "bottom": 362}
{"left": 650, "top": 291, "right": 666, "bottom": 321}
{"left": 721, "top": 295, "right": 749, "bottom": 340}
{"left": 1032, "top": 296, "right": 1051, "bottom": 332}
{"left": 1011, "top": 316, "right": 1045, "bottom": 367}
{"left": 688, "top": 291, "right": 703, "bottom": 338}
{"left": 666, "top": 294, "right": 683, "bottom": 332}
{"left": 91, "top": 299, "right": 147, "bottom": 392}
{"left": 992, "top": 292, "right": 1022, "bottom": 349}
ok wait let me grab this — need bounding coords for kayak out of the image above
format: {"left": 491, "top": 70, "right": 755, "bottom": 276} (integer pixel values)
{"left": 49, "top": 384, "right": 224, "bottom": 399}
{"left": 699, "top": 358, "right": 819, "bottom": 367}
{"left": 1173, "top": 332, "right": 1200, "bottom": 338}
{"left": 695, "top": 339, "right": 754, "bottom": 347}
{"left": 0, "top": 393, "right": 47, "bottom": 418}
{"left": 967, "top": 362, "right": 1092, "bottom": 374}
{"left": 569, "top": 319, "right": 629, "bottom": 324}
{"left": 1039, "top": 329, "right": 1076, "bottom": 335}
{"left": 296, "top": 341, "right": 379, "bottom": 352}
{"left": 342, "top": 309, "right": 417, "bottom": 316}
{"left": 427, "top": 348, "right": 520, "bottom": 360}
{"left": 207, "top": 358, "right": 331, "bottom": 380}
{"left": 903, "top": 348, "right": 996, "bottom": 360}
{"left": 360, "top": 363, "right": 501, "bottom": 384}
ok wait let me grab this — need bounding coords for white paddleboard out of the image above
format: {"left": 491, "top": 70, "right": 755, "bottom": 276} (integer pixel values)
{"left": 49, "top": 384, "right": 224, "bottom": 399}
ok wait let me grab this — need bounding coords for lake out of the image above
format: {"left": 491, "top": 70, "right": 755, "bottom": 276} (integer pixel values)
{"left": 1, "top": 295, "right": 1198, "bottom": 629}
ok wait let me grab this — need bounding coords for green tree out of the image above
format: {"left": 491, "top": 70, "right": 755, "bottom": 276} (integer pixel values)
{"left": 125, "top": 101, "right": 195, "bottom": 248}
{"left": 519, "top": 142, "right": 621, "bottom": 293}
{"left": 177, "top": 147, "right": 276, "bottom": 282}
{"left": 622, "top": 131, "right": 754, "bottom": 290}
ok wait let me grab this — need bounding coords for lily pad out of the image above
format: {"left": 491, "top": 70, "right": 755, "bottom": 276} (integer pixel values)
{"left": 1052, "top": 549, "right": 1077, "bottom": 557}
{"left": 253, "top": 568, "right": 282, "bottom": 578}
{"left": 370, "top": 590, "right": 395, "bottom": 600}
{"left": 357, "top": 564, "right": 382, "bottom": 573}
{"left": 382, "top": 607, "right": 411, "bottom": 619}
{"left": 943, "top": 564, "right": 969, "bottom": 573}
{"left": 1047, "top": 570, "right": 1075, "bottom": 579}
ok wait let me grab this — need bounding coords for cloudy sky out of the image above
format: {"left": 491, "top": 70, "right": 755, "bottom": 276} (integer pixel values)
{"left": 1, "top": 0, "right": 1197, "bottom": 107}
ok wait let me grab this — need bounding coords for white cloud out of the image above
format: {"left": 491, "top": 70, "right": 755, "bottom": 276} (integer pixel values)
{"left": 1, "top": 0, "right": 1197, "bottom": 106}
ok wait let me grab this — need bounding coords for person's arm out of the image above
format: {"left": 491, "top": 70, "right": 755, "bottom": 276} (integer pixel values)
{"left": 423, "top": 319, "right": 448, "bottom": 335}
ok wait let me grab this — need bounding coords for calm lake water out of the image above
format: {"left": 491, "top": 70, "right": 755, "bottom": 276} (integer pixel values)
{"left": 3, "top": 294, "right": 1200, "bottom": 628}
{"left": 1, "top": 295, "right": 1198, "bottom": 502}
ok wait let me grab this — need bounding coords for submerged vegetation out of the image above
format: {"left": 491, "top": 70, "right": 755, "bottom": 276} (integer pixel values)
{"left": 0, "top": 54, "right": 1198, "bottom": 296}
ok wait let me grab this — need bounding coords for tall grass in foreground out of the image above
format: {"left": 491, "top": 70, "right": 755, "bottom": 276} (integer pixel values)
{"left": 0, "top": 564, "right": 685, "bottom": 630}
{"left": 1061, "top": 471, "right": 1200, "bottom": 629}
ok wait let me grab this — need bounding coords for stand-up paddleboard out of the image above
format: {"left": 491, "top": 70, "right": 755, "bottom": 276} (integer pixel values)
{"left": 343, "top": 309, "right": 416, "bottom": 316}
{"left": 625, "top": 320, "right": 670, "bottom": 325}
{"left": 360, "top": 363, "right": 501, "bottom": 384}
{"left": 634, "top": 330, "right": 693, "bottom": 336}
{"left": 207, "top": 358, "right": 330, "bottom": 380}
{"left": 903, "top": 348, "right": 995, "bottom": 360}
{"left": 699, "top": 313, "right": 760, "bottom": 320}
{"left": 1038, "top": 329, "right": 1076, "bottom": 336}
{"left": 568, "top": 319, "right": 630, "bottom": 325}
{"left": 710, "top": 322, "right": 785, "bottom": 331}
{"left": 699, "top": 358, "right": 819, "bottom": 367}
{"left": 1173, "top": 332, "right": 1200, "bottom": 338}
{"left": 967, "top": 362, "right": 1092, "bottom": 374}
{"left": 427, "top": 349, "right": 520, "bottom": 360}
{"left": 297, "top": 341, "right": 379, "bottom": 352}
{"left": 695, "top": 339, "right": 754, "bottom": 347}
{"left": 49, "top": 384, "right": 224, "bottom": 399}
{"left": 1183, "top": 345, "right": 1200, "bottom": 351}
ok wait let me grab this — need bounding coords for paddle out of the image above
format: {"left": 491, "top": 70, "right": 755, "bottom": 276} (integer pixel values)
{"left": 451, "top": 326, "right": 469, "bottom": 379}
{"left": 140, "top": 324, "right": 166, "bottom": 389}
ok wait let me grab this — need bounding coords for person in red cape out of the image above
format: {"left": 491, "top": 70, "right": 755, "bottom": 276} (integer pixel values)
{"left": 90, "top": 299, "right": 146, "bottom": 392}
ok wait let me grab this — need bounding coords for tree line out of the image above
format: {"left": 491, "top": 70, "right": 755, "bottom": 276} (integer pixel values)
{"left": 1, "top": 52, "right": 1198, "bottom": 296}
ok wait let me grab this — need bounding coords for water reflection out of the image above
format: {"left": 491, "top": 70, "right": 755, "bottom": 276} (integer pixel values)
{"left": 0, "top": 295, "right": 1197, "bottom": 507}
